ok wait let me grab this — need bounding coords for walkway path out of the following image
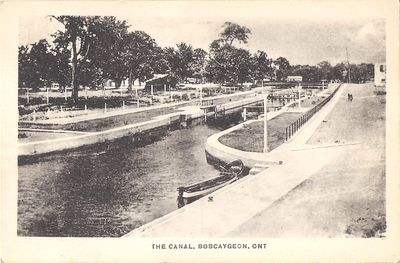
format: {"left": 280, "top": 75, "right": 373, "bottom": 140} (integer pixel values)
{"left": 21, "top": 89, "right": 263, "bottom": 126}
{"left": 227, "top": 83, "right": 386, "bottom": 237}
{"left": 125, "top": 84, "right": 361, "bottom": 237}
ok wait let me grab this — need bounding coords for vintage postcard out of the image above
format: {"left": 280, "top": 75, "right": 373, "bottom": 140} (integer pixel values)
{"left": 1, "top": 0, "right": 399, "bottom": 262}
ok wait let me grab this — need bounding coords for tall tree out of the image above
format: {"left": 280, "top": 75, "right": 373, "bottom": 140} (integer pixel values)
{"left": 18, "top": 45, "right": 32, "bottom": 89}
{"left": 332, "top": 62, "right": 348, "bottom": 82}
{"left": 206, "top": 44, "right": 253, "bottom": 85}
{"left": 51, "top": 16, "right": 99, "bottom": 99}
{"left": 273, "top": 57, "right": 290, "bottom": 81}
{"left": 163, "top": 42, "right": 195, "bottom": 82}
{"left": 252, "top": 50, "right": 272, "bottom": 85}
{"left": 317, "top": 61, "right": 333, "bottom": 81}
{"left": 88, "top": 16, "right": 130, "bottom": 88}
{"left": 206, "top": 22, "right": 253, "bottom": 84}
{"left": 123, "top": 31, "right": 162, "bottom": 89}
{"left": 49, "top": 39, "right": 71, "bottom": 90}
{"left": 18, "top": 39, "right": 55, "bottom": 90}
{"left": 219, "top": 22, "right": 251, "bottom": 46}
{"left": 192, "top": 48, "right": 208, "bottom": 83}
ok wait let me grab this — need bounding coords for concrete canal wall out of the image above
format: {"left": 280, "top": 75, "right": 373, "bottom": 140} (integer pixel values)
{"left": 124, "top": 84, "right": 344, "bottom": 238}
{"left": 17, "top": 95, "right": 263, "bottom": 156}
{"left": 205, "top": 103, "right": 295, "bottom": 168}
{"left": 18, "top": 85, "right": 338, "bottom": 157}
{"left": 205, "top": 83, "right": 341, "bottom": 168}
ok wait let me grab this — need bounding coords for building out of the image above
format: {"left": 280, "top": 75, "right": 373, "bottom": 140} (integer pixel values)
{"left": 144, "top": 74, "right": 177, "bottom": 92}
{"left": 287, "top": 76, "right": 303, "bottom": 82}
{"left": 374, "top": 63, "right": 386, "bottom": 87}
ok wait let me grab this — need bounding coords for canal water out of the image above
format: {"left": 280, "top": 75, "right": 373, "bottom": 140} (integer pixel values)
{"left": 18, "top": 98, "right": 289, "bottom": 237}
{"left": 18, "top": 124, "right": 226, "bottom": 237}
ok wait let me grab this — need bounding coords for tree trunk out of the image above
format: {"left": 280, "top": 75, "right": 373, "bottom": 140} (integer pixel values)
{"left": 115, "top": 78, "right": 122, "bottom": 88}
{"left": 71, "top": 37, "right": 79, "bottom": 101}
{"left": 128, "top": 70, "right": 133, "bottom": 91}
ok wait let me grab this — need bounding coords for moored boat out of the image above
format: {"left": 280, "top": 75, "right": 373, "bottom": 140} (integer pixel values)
{"left": 177, "top": 159, "right": 244, "bottom": 208}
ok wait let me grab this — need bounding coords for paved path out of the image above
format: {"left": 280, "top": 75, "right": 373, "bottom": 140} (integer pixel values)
{"left": 125, "top": 84, "right": 349, "bottom": 237}
{"left": 227, "top": 83, "right": 386, "bottom": 238}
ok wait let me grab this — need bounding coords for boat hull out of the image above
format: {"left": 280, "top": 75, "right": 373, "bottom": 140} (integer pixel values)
{"left": 177, "top": 159, "right": 244, "bottom": 208}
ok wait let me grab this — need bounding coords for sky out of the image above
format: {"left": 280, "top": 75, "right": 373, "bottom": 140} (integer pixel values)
{"left": 19, "top": 15, "right": 385, "bottom": 66}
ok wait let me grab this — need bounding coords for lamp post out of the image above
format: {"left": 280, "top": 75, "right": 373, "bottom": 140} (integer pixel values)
{"left": 298, "top": 83, "right": 302, "bottom": 108}
{"left": 46, "top": 88, "right": 49, "bottom": 104}
{"left": 263, "top": 96, "right": 268, "bottom": 153}
{"left": 200, "top": 87, "right": 203, "bottom": 106}
{"left": 26, "top": 89, "right": 30, "bottom": 104}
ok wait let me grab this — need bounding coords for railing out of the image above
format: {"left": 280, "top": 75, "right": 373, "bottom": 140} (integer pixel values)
{"left": 200, "top": 99, "right": 214, "bottom": 108}
{"left": 285, "top": 84, "right": 341, "bottom": 141}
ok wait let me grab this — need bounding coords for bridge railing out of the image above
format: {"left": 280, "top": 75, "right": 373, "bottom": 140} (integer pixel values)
{"left": 285, "top": 84, "right": 341, "bottom": 141}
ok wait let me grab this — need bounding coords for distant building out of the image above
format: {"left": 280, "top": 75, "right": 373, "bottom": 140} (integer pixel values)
{"left": 104, "top": 79, "right": 144, "bottom": 89}
{"left": 374, "top": 63, "right": 386, "bottom": 87}
{"left": 287, "top": 76, "right": 303, "bottom": 82}
{"left": 145, "top": 74, "right": 177, "bottom": 92}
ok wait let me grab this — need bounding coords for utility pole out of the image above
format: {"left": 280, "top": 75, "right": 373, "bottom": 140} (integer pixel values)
{"left": 346, "top": 46, "right": 351, "bottom": 83}
{"left": 298, "top": 83, "right": 302, "bottom": 108}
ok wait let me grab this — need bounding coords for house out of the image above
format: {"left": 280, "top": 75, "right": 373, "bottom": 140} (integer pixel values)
{"left": 374, "top": 63, "right": 386, "bottom": 87}
{"left": 144, "top": 74, "right": 177, "bottom": 92}
{"left": 287, "top": 76, "right": 303, "bottom": 82}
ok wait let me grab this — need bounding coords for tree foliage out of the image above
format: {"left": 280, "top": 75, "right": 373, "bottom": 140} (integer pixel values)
{"left": 219, "top": 22, "right": 251, "bottom": 46}
{"left": 252, "top": 51, "right": 273, "bottom": 83}
{"left": 273, "top": 57, "right": 291, "bottom": 81}
{"left": 51, "top": 15, "right": 99, "bottom": 99}
{"left": 18, "top": 39, "right": 56, "bottom": 90}
{"left": 18, "top": 18, "right": 377, "bottom": 100}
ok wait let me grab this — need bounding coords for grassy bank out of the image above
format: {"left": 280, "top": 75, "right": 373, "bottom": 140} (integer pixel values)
{"left": 228, "top": 83, "right": 386, "bottom": 238}
{"left": 218, "top": 112, "right": 302, "bottom": 152}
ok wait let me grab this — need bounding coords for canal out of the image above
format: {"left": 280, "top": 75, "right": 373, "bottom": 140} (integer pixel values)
{"left": 17, "top": 97, "right": 289, "bottom": 237}
{"left": 18, "top": 124, "right": 229, "bottom": 237}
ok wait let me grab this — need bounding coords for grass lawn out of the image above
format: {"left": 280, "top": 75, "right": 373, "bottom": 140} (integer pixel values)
{"left": 228, "top": 83, "right": 386, "bottom": 238}
{"left": 19, "top": 107, "right": 181, "bottom": 132}
{"left": 218, "top": 112, "right": 303, "bottom": 152}
{"left": 19, "top": 91, "right": 260, "bottom": 132}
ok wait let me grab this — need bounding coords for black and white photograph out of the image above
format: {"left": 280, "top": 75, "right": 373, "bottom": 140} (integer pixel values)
{"left": 1, "top": 0, "right": 399, "bottom": 262}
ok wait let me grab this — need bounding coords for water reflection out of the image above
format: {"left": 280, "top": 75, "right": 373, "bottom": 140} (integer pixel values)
{"left": 18, "top": 125, "right": 221, "bottom": 237}
{"left": 18, "top": 100, "right": 285, "bottom": 237}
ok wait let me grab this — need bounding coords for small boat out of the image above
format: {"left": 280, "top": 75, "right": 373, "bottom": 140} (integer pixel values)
{"left": 177, "top": 159, "right": 245, "bottom": 208}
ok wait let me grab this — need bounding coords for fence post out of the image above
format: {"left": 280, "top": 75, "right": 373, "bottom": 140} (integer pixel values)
{"left": 46, "top": 88, "right": 49, "bottom": 104}
{"left": 285, "top": 127, "right": 288, "bottom": 141}
{"left": 104, "top": 102, "right": 107, "bottom": 113}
